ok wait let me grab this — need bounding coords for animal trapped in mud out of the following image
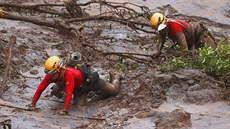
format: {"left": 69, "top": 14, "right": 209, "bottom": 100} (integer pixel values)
{"left": 150, "top": 12, "right": 217, "bottom": 58}
{"left": 27, "top": 54, "right": 121, "bottom": 115}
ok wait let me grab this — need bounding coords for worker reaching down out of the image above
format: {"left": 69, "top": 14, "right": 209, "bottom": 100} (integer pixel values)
{"left": 27, "top": 55, "right": 121, "bottom": 115}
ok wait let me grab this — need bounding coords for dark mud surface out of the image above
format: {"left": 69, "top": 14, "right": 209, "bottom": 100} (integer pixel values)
{"left": 0, "top": 0, "right": 229, "bottom": 129}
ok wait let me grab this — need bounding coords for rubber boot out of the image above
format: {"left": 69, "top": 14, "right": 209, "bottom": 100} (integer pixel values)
{"left": 95, "top": 71, "right": 121, "bottom": 96}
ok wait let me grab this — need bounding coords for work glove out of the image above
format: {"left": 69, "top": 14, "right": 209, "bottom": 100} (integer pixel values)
{"left": 58, "top": 109, "right": 68, "bottom": 115}
{"left": 26, "top": 103, "right": 36, "bottom": 111}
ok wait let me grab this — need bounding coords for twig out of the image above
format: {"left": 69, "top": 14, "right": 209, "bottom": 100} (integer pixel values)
{"left": 48, "top": 113, "right": 106, "bottom": 121}
{"left": 18, "top": 70, "right": 41, "bottom": 79}
{"left": 66, "top": 15, "right": 154, "bottom": 33}
{"left": 81, "top": 42, "right": 151, "bottom": 63}
{"left": 0, "top": 36, "right": 15, "bottom": 96}
{"left": 0, "top": 3, "right": 64, "bottom": 8}
{"left": 118, "top": 54, "right": 150, "bottom": 64}
{"left": 0, "top": 99, "right": 28, "bottom": 111}
{"left": 71, "top": 115, "right": 106, "bottom": 120}
{"left": 103, "top": 51, "right": 152, "bottom": 57}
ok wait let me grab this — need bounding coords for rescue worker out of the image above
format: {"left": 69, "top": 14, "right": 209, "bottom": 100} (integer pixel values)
{"left": 27, "top": 55, "right": 121, "bottom": 115}
{"left": 150, "top": 12, "right": 217, "bottom": 58}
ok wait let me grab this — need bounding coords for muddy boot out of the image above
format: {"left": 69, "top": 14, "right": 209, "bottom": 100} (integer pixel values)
{"left": 98, "top": 71, "right": 121, "bottom": 96}
{"left": 199, "top": 23, "right": 217, "bottom": 49}
{"left": 109, "top": 71, "right": 122, "bottom": 86}
{"left": 200, "top": 32, "right": 217, "bottom": 49}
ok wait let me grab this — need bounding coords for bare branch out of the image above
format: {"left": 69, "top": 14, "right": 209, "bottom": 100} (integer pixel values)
{"left": 66, "top": 15, "right": 155, "bottom": 33}
{"left": 0, "top": 36, "right": 15, "bottom": 96}
{"left": 0, "top": 2, "right": 66, "bottom": 17}
{"left": 0, "top": 98, "right": 28, "bottom": 111}
{"left": 0, "top": 11, "right": 56, "bottom": 28}
{"left": 103, "top": 51, "right": 152, "bottom": 57}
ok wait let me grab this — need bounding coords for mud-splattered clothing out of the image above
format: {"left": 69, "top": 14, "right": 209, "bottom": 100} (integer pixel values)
{"left": 167, "top": 19, "right": 189, "bottom": 37}
{"left": 155, "top": 19, "right": 216, "bottom": 57}
{"left": 31, "top": 68, "right": 83, "bottom": 110}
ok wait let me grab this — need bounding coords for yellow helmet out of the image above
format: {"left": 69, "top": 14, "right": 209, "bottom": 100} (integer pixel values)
{"left": 44, "top": 56, "right": 63, "bottom": 74}
{"left": 150, "top": 13, "right": 166, "bottom": 31}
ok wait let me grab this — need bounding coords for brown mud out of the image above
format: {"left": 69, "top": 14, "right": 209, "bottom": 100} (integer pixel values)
{"left": 0, "top": 0, "right": 229, "bottom": 129}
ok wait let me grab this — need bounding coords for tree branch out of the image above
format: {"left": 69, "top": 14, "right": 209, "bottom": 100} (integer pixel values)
{"left": 0, "top": 3, "right": 66, "bottom": 17}
{"left": 0, "top": 36, "right": 15, "bottom": 96}
{"left": 0, "top": 11, "right": 56, "bottom": 28}
{"left": 103, "top": 51, "right": 152, "bottom": 57}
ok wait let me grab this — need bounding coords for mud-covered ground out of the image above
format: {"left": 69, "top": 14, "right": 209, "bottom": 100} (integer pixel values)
{"left": 0, "top": 0, "right": 230, "bottom": 129}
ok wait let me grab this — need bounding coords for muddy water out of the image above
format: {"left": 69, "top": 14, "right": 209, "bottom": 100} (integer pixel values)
{"left": 158, "top": 101, "right": 230, "bottom": 129}
{"left": 91, "top": 0, "right": 230, "bottom": 126}
{"left": 0, "top": 0, "right": 230, "bottom": 129}
{"left": 113, "top": 99, "right": 230, "bottom": 129}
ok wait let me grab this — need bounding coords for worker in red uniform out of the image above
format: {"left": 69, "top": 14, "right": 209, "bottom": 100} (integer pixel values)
{"left": 150, "top": 12, "right": 217, "bottom": 58}
{"left": 27, "top": 56, "right": 121, "bottom": 115}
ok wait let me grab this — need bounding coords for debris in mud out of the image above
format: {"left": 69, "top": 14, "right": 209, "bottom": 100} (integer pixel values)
{"left": 0, "top": 117, "right": 11, "bottom": 129}
{"left": 156, "top": 109, "right": 191, "bottom": 129}
{"left": 29, "top": 70, "right": 39, "bottom": 75}
{"left": 0, "top": 36, "right": 15, "bottom": 96}
{"left": 0, "top": 0, "right": 229, "bottom": 129}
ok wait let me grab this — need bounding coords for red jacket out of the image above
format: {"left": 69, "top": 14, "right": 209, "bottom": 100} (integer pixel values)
{"left": 167, "top": 19, "right": 189, "bottom": 37}
{"left": 31, "top": 67, "right": 83, "bottom": 110}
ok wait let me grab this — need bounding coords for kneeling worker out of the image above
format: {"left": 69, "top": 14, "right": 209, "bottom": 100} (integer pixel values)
{"left": 27, "top": 55, "right": 121, "bottom": 115}
{"left": 150, "top": 12, "right": 217, "bottom": 58}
